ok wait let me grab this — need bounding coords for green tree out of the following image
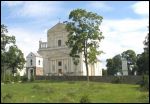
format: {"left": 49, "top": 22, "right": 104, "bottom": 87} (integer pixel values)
{"left": 1, "top": 24, "right": 15, "bottom": 51}
{"left": 106, "top": 54, "right": 122, "bottom": 76}
{"left": 136, "top": 53, "right": 149, "bottom": 75}
{"left": 137, "top": 28, "right": 149, "bottom": 75}
{"left": 106, "top": 59, "right": 114, "bottom": 75}
{"left": 1, "top": 24, "right": 16, "bottom": 81}
{"left": 6, "top": 45, "right": 26, "bottom": 76}
{"left": 1, "top": 24, "right": 25, "bottom": 81}
{"left": 113, "top": 54, "right": 122, "bottom": 75}
{"left": 121, "top": 50, "right": 137, "bottom": 75}
{"left": 102, "top": 68, "right": 107, "bottom": 76}
{"left": 143, "top": 26, "right": 149, "bottom": 53}
{"left": 65, "top": 9, "right": 104, "bottom": 82}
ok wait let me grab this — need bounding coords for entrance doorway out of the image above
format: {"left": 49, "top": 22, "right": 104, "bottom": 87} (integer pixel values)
{"left": 28, "top": 68, "right": 34, "bottom": 80}
{"left": 58, "top": 69, "right": 62, "bottom": 76}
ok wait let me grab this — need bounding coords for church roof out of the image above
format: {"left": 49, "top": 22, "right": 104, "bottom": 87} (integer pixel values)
{"left": 26, "top": 52, "right": 42, "bottom": 58}
{"left": 32, "top": 52, "right": 42, "bottom": 57}
{"left": 47, "top": 22, "right": 66, "bottom": 33}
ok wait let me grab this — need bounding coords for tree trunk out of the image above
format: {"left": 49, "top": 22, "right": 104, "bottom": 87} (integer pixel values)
{"left": 84, "top": 40, "right": 89, "bottom": 82}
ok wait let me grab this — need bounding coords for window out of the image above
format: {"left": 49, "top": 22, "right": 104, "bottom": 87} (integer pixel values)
{"left": 58, "top": 61, "right": 62, "bottom": 66}
{"left": 39, "top": 60, "right": 40, "bottom": 65}
{"left": 30, "top": 59, "right": 32, "bottom": 66}
{"left": 58, "top": 40, "right": 61, "bottom": 46}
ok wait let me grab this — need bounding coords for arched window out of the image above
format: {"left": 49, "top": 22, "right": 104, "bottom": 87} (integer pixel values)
{"left": 39, "top": 60, "right": 40, "bottom": 65}
{"left": 30, "top": 59, "right": 32, "bottom": 66}
{"left": 58, "top": 61, "right": 62, "bottom": 66}
{"left": 58, "top": 40, "right": 61, "bottom": 46}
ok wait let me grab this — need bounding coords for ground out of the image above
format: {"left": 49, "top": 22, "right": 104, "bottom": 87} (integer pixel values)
{"left": 1, "top": 81, "right": 149, "bottom": 103}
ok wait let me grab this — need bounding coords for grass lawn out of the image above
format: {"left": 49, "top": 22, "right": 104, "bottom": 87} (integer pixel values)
{"left": 1, "top": 81, "right": 149, "bottom": 103}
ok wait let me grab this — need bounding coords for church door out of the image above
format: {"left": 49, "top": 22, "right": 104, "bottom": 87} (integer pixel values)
{"left": 58, "top": 69, "right": 62, "bottom": 76}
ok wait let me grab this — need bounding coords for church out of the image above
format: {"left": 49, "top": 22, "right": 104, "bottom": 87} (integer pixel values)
{"left": 26, "top": 23, "right": 102, "bottom": 79}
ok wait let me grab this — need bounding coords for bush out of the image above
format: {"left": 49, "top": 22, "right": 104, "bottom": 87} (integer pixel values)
{"left": 140, "top": 75, "right": 149, "bottom": 91}
{"left": 80, "top": 95, "right": 91, "bottom": 103}
{"left": 4, "top": 73, "right": 13, "bottom": 83}
{"left": 111, "top": 76, "right": 122, "bottom": 84}
{"left": 30, "top": 76, "right": 35, "bottom": 82}
{"left": 13, "top": 73, "right": 21, "bottom": 82}
{"left": 21, "top": 76, "right": 28, "bottom": 82}
{"left": 1, "top": 93, "right": 12, "bottom": 103}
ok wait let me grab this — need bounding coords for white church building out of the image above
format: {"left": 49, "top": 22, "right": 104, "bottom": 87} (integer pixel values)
{"left": 26, "top": 23, "right": 102, "bottom": 79}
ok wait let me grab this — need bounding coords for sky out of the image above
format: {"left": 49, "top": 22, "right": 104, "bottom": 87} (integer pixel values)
{"left": 1, "top": 1, "right": 149, "bottom": 69}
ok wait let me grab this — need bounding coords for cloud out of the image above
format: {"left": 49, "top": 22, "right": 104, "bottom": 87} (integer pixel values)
{"left": 132, "top": 1, "right": 149, "bottom": 16}
{"left": 98, "top": 18, "right": 148, "bottom": 68}
{"left": 8, "top": 27, "right": 47, "bottom": 58}
{"left": 87, "top": 1, "right": 113, "bottom": 11}
{"left": 2, "top": 1, "right": 24, "bottom": 6}
{"left": 3, "top": 1, "right": 64, "bottom": 19}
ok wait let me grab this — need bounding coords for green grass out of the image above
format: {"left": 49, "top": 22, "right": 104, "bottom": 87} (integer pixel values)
{"left": 1, "top": 81, "right": 149, "bottom": 103}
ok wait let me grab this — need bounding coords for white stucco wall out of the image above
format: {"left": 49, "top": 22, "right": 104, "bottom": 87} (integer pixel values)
{"left": 35, "top": 57, "right": 43, "bottom": 67}
{"left": 26, "top": 52, "right": 43, "bottom": 68}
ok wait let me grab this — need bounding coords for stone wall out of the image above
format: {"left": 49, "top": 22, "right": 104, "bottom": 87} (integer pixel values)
{"left": 36, "top": 67, "right": 43, "bottom": 75}
{"left": 35, "top": 76, "right": 143, "bottom": 84}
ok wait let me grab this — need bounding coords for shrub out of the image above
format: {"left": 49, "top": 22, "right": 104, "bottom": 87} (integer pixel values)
{"left": 111, "top": 76, "right": 122, "bottom": 84}
{"left": 21, "top": 76, "right": 28, "bottom": 82}
{"left": 80, "top": 95, "right": 91, "bottom": 103}
{"left": 13, "top": 73, "right": 21, "bottom": 82}
{"left": 30, "top": 76, "right": 35, "bottom": 82}
{"left": 140, "top": 75, "right": 149, "bottom": 91}
{"left": 4, "top": 73, "right": 13, "bottom": 83}
{"left": 2, "top": 93, "right": 12, "bottom": 103}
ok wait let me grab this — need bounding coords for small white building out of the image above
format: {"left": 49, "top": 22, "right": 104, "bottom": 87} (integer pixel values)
{"left": 26, "top": 52, "right": 43, "bottom": 79}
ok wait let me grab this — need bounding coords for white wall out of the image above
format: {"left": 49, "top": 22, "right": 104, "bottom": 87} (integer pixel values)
{"left": 26, "top": 52, "right": 43, "bottom": 68}
{"left": 26, "top": 56, "right": 36, "bottom": 67}
{"left": 35, "top": 57, "right": 43, "bottom": 67}
{"left": 17, "top": 68, "right": 26, "bottom": 76}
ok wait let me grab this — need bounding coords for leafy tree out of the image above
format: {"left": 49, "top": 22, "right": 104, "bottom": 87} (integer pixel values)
{"left": 6, "top": 45, "right": 26, "bottom": 76}
{"left": 137, "top": 28, "right": 149, "bottom": 75}
{"left": 65, "top": 9, "right": 104, "bottom": 82}
{"left": 113, "top": 54, "right": 122, "bottom": 74}
{"left": 106, "top": 54, "right": 121, "bottom": 76}
{"left": 106, "top": 59, "right": 114, "bottom": 75}
{"left": 1, "top": 24, "right": 25, "bottom": 81}
{"left": 136, "top": 53, "right": 149, "bottom": 75}
{"left": 121, "top": 50, "right": 137, "bottom": 75}
{"left": 1, "top": 24, "right": 16, "bottom": 81}
{"left": 143, "top": 26, "right": 149, "bottom": 53}
{"left": 1, "top": 24, "right": 15, "bottom": 52}
{"left": 102, "top": 68, "right": 107, "bottom": 76}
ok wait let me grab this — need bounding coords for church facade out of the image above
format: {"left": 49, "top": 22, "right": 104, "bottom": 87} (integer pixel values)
{"left": 35, "top": 23, "right": 102, "bottom": 76}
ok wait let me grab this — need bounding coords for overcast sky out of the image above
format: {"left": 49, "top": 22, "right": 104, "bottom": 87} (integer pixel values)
{"left": 1, "top": 1, "right": 149, "bottom": 68}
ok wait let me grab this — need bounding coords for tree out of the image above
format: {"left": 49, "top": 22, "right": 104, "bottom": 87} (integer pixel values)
{"left": 137, "top": 27, "right": 149, "bottom": 75}
{"left": 113, "top": 54, "right": 122, "bottom": 75}
{"left": 6, "top": 45, "right": 26, "bottom": 76}
{"left": 106, "top": 54, "right": 122, "bottom": 76}
{"left": 143, "top": 26, "right": 149, "bottom": 53}
{"left": 121, "top": 50, "right": 137, "bottom": 75}
{"left": 102, "top": 68, "right": 107, "bottom": 76}
{"left": 1, "top": 24, "right": 16, "bottom": 81}
{"left": 1, "top": 24, "right": 15, "bottom": 52}
{"left": 1, "top": 24, "right": 25, "bottom": 81}
{"left": 65, "top": 9, "right": 104, "bottom": 82}
{"left": 136, "top": 53, "right": 149, "bottom": 75}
